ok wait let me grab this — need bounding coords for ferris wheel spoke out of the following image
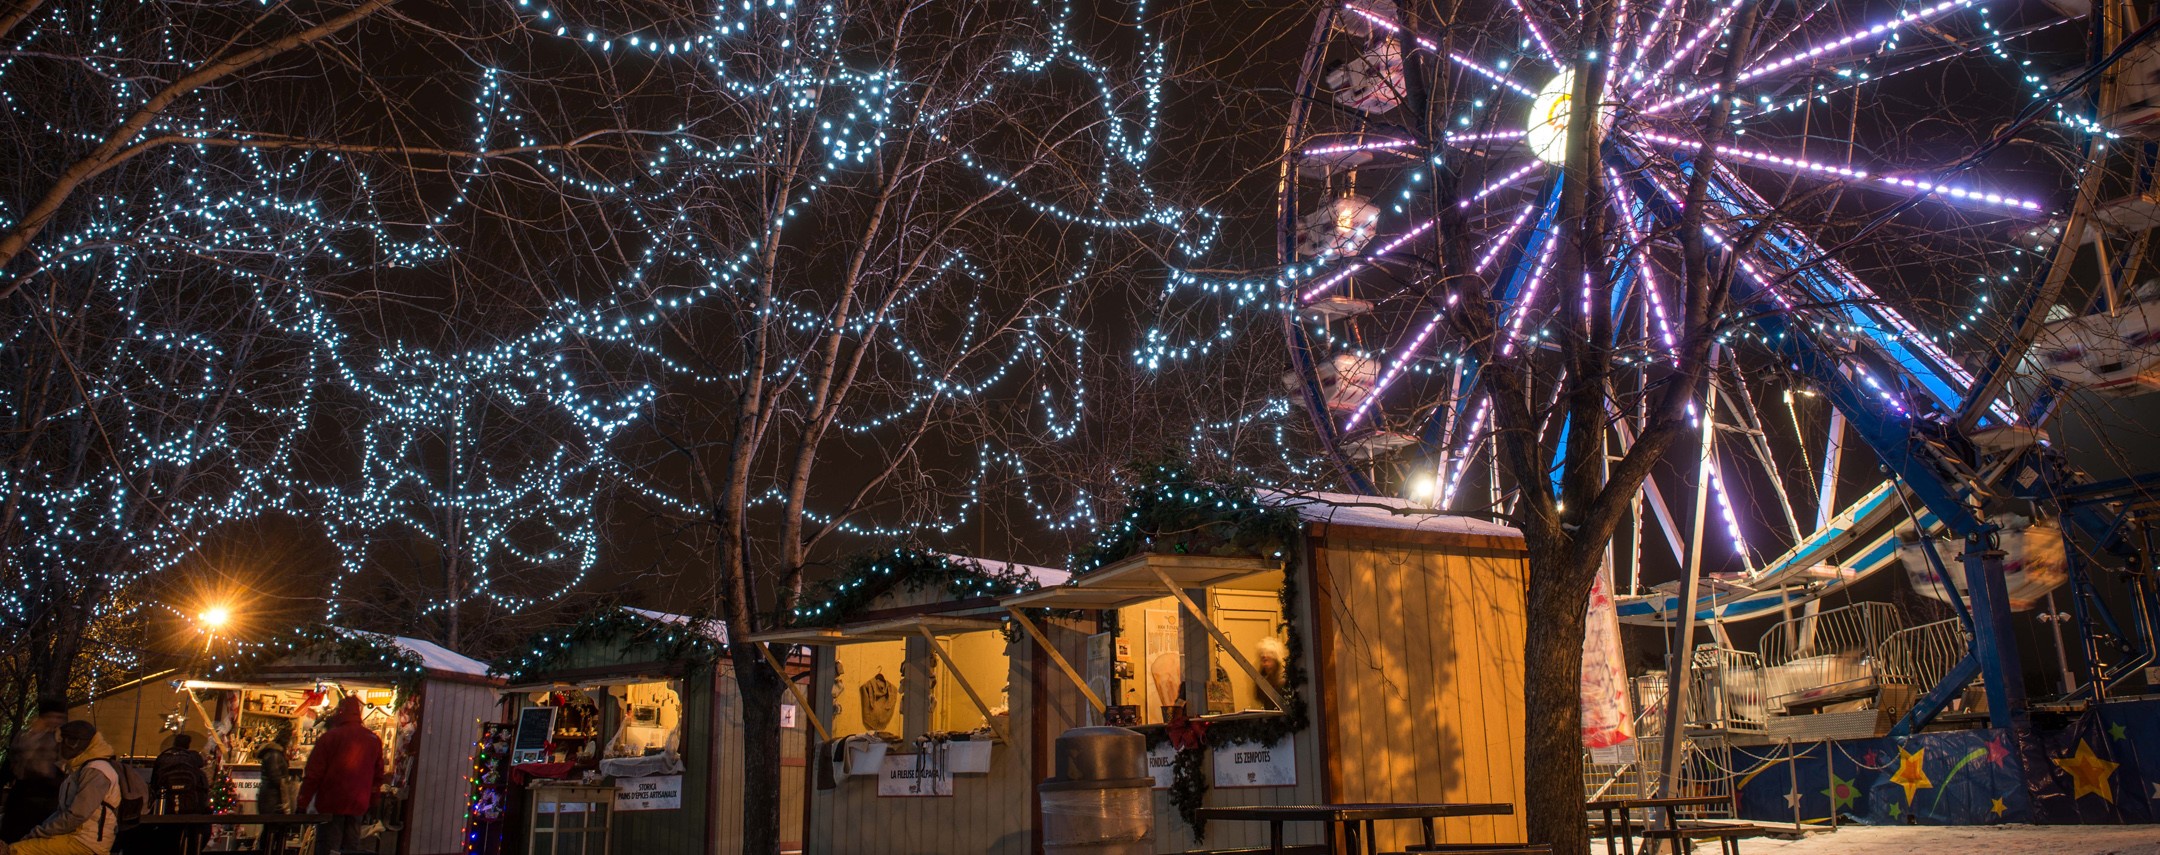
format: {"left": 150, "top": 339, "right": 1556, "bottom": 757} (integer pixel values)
{"left": 1340, "top": 4, "right": 1543, "bottom": 98}
{"left": 1626, "top": 130, "right": 2048, "bottom": 215}
{"left": 1340, "top": 205, "right": 1539, "bottom": 433}
{"left": 1642, "top": 0, "right": 1992, "bottom": 115}
{"left": 1300, "top": 161, "right": 1542, "bottom": 303}
{"left": 1605, "top": 166, "right": 1680, "bottom": 355}
{"left": 1631, "top": 0, "right": 1752, "bottom": 97}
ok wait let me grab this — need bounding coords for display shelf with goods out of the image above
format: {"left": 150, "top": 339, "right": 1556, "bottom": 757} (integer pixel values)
{"left": 493, "top": 606, "right": 806, "bottom": 855}
{"left": 744, "top": 549, "right": 1077, "bottom": 855}
{"left": 195, "top": 625, "right": 501, "bottom": 855}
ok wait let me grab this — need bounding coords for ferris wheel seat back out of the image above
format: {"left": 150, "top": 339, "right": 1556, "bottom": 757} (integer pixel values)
{"left": 1282, "top": 352, "right": 1380, "bottom": 413}
{"left": 2029, "top": 297, "right": 2160, "bottom": 395}
{"left": 1295, "top": 196, "right": 1381, "bottom": 259}
{"left": 1324, "top": 40, "right": 1404, "bottom": 115}
{"left": 1894, "top": 514, "right": 2068, "bottom": 612}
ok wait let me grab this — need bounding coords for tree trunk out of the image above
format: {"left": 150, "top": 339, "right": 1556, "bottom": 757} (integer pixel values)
{"left": 1522, "top": 548, "right": 1597, "bottom": 855}
{"left": 731, "top": 643, "right": 787, "bottom": 855}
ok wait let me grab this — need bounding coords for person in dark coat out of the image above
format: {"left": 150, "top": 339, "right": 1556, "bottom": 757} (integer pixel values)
{"left": 139, "top": 735, "right": 209, "bottom": 855}
{"left": 295, "top": 697, "right": 382, "bottom": 855}
{"left": 0, "top": 699, "right": 68, "bottom": 843}
{"left": 255, "top": 725, "right": 295, "bottom": 853}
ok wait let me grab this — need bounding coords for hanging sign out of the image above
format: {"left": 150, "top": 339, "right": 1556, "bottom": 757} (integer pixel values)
{"left": 614, "top": 775, "right": 683, "bottom": 811}
{"left": 1146, "top": 742, "right": 1176, "bottom": 790}
{"left": 876, "top": 754, "right": 953, "bottom": 797}
{"left": 1212, "top": 738, "right": 1295, "bottom": 788}
{"left": 781, "top": 704, "right": 798, "bottom": 729}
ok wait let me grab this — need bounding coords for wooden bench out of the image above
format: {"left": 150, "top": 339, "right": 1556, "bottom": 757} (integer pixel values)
{"left": 1639, "top": 823, "right": 1768, "bottom": 855}
{"left": 1387, "top": 848, "right": 1551, "bottom": 855}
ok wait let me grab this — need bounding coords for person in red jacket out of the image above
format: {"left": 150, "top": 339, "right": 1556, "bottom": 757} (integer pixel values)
{"left": 295, "top": 697, "right": 383, "bottom": 855}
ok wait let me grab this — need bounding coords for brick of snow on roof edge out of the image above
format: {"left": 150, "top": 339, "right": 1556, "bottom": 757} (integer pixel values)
{"left": 938, "top": 553, "right": 1071, "bottom": 589}
{"left": 1257, "top": 489, "right": 1524, "bottom": 540}
{"left": 623, "top": 607, "right": 731, "bottom": 645}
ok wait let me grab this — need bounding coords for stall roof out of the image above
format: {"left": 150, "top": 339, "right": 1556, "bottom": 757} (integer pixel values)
{"left": 1259, "top": 489, "right": 1523, "bottom": 539}
{"left": 941, "top": 553, "right": 1069, "bottom": 588}
{"left": 624, "top": 607, "right": 730, "bottom": 644}
{"left": 370, "top": 633, "right": 493, "bottom": 679}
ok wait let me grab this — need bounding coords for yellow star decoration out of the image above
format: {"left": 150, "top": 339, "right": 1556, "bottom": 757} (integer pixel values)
{"left": 2053, "top": 740, "right": 2120, "bottom": 802}
{"left": 1890, "top": 747, "right": 1933, "bottom": 803}
{"left": 1990, "top": 797, "right": 2007, "bottom": 817}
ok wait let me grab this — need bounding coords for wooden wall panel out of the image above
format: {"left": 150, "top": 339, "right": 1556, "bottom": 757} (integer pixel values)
{"left": 803, "top": 621, "right": 1080, "bottom": 855}
{"left": 1316, "top": 536, "right": 1528, "bottom": 850}
{"left": 408, "top": 679, "right": 501, "bottom": 855}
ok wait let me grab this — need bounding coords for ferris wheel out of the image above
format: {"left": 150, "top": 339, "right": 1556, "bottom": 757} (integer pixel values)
{"left": 1275, "top": 0, "right": 2160, "bottom": 621}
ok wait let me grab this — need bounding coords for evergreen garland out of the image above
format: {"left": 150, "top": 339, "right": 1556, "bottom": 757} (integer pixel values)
{"left": 1073, "top": 467, "right": 1309, "bottom": 842}
{"left": 1068, "top": 465, "right": 1300, "bottom": 577}
{"left": 791, "top": 548, "right": 1040, "bottom": 626}
{"left": 491, "top": 607, "right": 724, "bottom": 682}
{"left": 206, "top": 624, "right": 429, "bottom": 702}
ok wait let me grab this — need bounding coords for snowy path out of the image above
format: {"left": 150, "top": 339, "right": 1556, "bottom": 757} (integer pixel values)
{"left": 1737, "top": 824, "right": 2160, "bottom": 854}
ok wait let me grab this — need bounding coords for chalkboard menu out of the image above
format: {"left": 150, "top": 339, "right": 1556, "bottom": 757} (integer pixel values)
{"left": 511, "top": 706, "right": 558, "bottom": 765}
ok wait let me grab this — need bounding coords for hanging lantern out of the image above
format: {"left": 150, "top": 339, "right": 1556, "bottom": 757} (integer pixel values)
{"left": 1295, "top": 196, "right": 1381, "bottom": 259}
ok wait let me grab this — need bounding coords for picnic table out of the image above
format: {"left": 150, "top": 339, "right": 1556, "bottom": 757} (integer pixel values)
{"left": 1194, "top": 801, "right": 1515, "bottom": 855}
{"left": 1584, "top": 795, "right": 1738, "bottom": 855}
{"left": 133, "top": 813, "right": 331, "bottom": 854}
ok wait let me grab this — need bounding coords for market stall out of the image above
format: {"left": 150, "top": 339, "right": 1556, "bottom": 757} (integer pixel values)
{"left": 199, "top": 626, "right": 500, "bottom": 855}
{"left": 488, "top": 607, "right": 808, "bottom": 855}
{"left": 744, "top": 551, "right": 1082, "bottom": 855}
{"left": 1005, "top": 476, "right": 1531, "bottom": 853}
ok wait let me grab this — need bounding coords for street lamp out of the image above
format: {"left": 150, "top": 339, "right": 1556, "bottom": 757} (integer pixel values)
{"left": 199, "top": 605, "right": 232, "bottom": 632}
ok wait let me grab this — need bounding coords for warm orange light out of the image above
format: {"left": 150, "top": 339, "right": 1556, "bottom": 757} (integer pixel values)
{"left": 199, "top": 605, "right": 233, "bottom": 631}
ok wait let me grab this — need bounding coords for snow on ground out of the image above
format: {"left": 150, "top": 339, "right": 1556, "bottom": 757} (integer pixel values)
{"left": 1738, "top": 824, "right": 2160, "bottom": 854}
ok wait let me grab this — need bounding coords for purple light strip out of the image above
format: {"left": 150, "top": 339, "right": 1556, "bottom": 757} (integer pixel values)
{"left": 1445, "top": 129, "right": 1529, "bottom": 145}
{"left": 1298, "top": 160, "right": 1541, "bottom": 302}
{"left": 1620, "top": 0, "right": 1687, "bottom": 85}
{"left": 1339, "top": 205, "right": 1535, "bottom": 432}
{"left": 1604, "top": 166, "right": 1678, "bottom": 353}
{"left": 1510, "top": 0, "right": 1564, "bottom": 66}
{"left": 1301, "top": 138, "right": 1413, "bottom": 157}
{"left": 1637, "top": 0, "right": 1749, "bottom": 95}
{"left": 1501, "top": 232, "right": 1561, "bottom": 356}
{"left": 1631, "top": 130, "right": 2045, "bottom": 212}
{"left": 1709, "top": 465, "right": 1754, "bottom": 567}
{"left": 1643, "top": 0, "right": 1985, "bottom": 114}
{"left": 1440, "top": 397, "right": 1491, "bottom": 508}
{"left": 1343, "top": 7, "right": 1540, "bottom": 97}
{"left": 1299, "top": 218, "right": 1436, "bottom": 301}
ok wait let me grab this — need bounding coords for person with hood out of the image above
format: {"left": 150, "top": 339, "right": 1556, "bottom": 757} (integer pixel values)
{"left": 296, "top": 696, "right": 383, "bottom": 855}
{"left": 1, "top": 698, "right": 68, "bottom": 842}
{"left": 1, "top": 721, "right": 122, "bottom": 855}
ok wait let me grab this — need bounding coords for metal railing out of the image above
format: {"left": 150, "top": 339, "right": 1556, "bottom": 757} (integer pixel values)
{"left": 1877, "top": 616, "right": 1973, "bottom": 693}
{"left": 1755, "top": 602, "right": 1902, "bottom": 710}
{"left": 1687, "top": 646, "right": 1768, "bottom": 732}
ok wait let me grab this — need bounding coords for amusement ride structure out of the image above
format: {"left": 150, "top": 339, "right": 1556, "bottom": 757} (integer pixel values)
{"left": 1272, "top": 0, "right": 2160, "bottom": 801}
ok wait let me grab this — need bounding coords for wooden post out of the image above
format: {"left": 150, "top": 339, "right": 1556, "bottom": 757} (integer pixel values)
{"left": 1148, "top": 565, "right": 1289, "bottom": 712}
{"left": 916, "top": 626, "right": 1010, "bottom": 743}
{"left": 754, "top": 643, "right": 831, "bottom": 743}
{"left": 1005, "top": 608, "right": 1105, "bottom": 713}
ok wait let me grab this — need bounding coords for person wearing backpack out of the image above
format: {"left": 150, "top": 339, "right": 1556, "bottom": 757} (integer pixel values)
{"left": 296, "top": 697, "right": 383, "bottom": 855}
{"left": 131, "top": 735, "right": 212, "bottom": 855}
{"left": 0, "top": 721, "right": 140, "bottom": 855}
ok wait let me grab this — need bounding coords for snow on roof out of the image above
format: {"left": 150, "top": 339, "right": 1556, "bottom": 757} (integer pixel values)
{"left": 382, "top": 635, "right": 494, "bottom": 678}
{"left": 1258, "top": 489, "right": 1523, "bottom": 539}
{"left": 944, "top": 554, "right": 1071, "bottom": 588}
{"left": 624, "top": 607, "right": 730, "bottom": 644}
